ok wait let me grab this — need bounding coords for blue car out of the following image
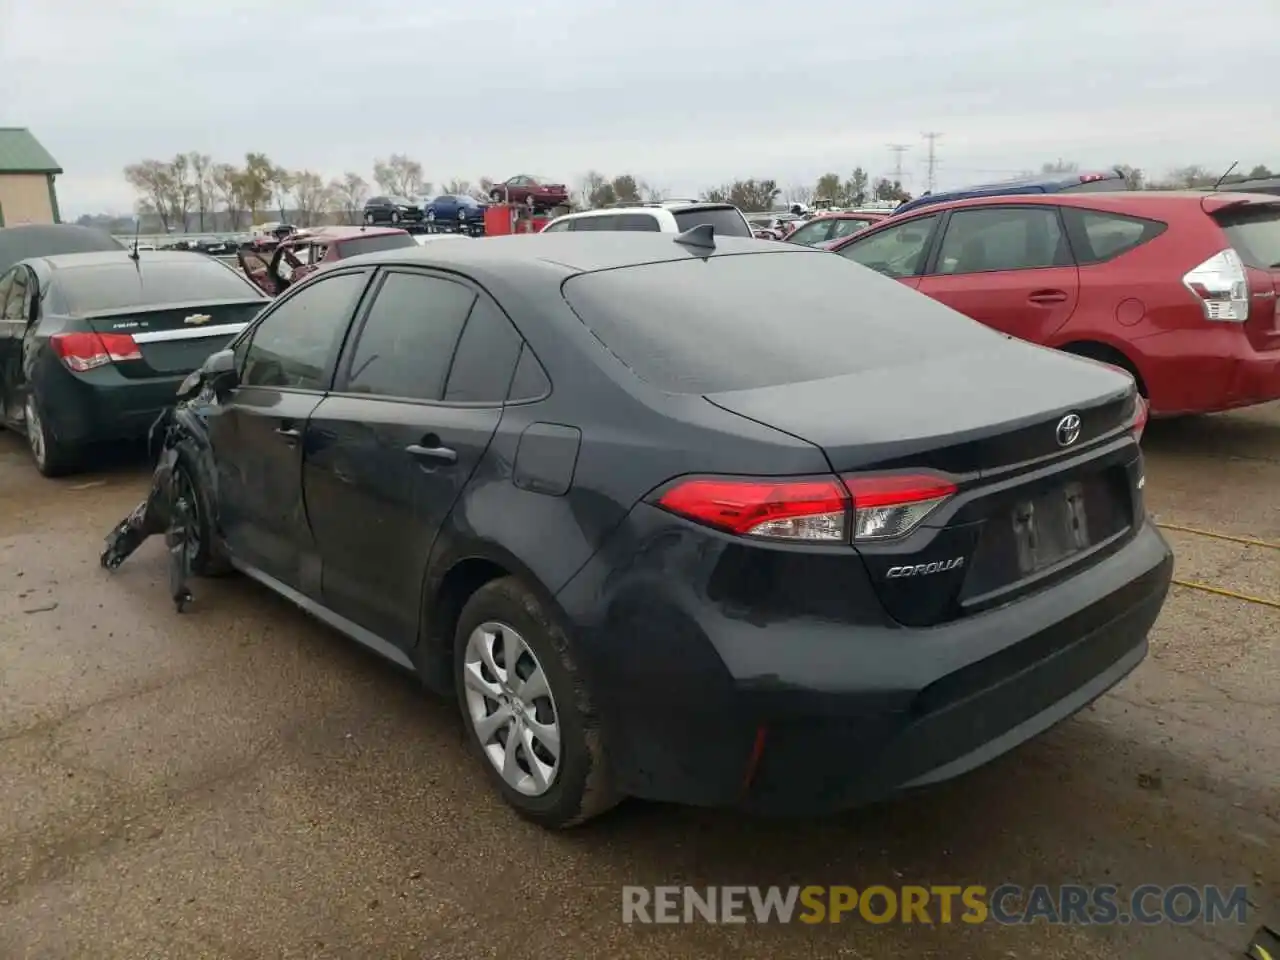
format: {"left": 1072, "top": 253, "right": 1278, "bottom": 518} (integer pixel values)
{"left": 422, "top": 194, "right": 488, "bottom": 230}
{"left": 892, "top": 169, "right": 1129, "bottom": 217}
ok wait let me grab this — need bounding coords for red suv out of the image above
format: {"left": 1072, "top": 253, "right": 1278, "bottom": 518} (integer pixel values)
{"left": 830, "top": 192, "right": 1280, "bottom": 416}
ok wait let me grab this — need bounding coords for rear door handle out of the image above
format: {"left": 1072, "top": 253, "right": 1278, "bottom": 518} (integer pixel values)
{"left": 406, "top": 443, "right": 457, "bottom": 464}
{"left": 1028, "top": 289, "right": 1069, "bottom": 304}
{"left": 275, "top": 426, "right": 301, "bottom": 443}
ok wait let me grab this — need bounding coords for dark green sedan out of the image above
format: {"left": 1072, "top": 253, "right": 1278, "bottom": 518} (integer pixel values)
{"left": 0, "top": 250, "right": 270, "bottom": 475}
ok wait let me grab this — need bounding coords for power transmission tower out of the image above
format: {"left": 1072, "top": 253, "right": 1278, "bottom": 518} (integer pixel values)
{"left": 887, "top": 144, "right": 910, "bottom": 185}
{"left": 922, "top": 132, "right": 942, "bottom": 193}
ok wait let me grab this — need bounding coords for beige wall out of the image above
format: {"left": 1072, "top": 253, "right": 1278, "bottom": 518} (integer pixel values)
{"left": 0, "top": 174, "right": 54, "bottom": 225}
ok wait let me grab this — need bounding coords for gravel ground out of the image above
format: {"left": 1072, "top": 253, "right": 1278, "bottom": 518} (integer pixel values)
{"left": 0, "top": 405, "right": 1276, "bottom": 960}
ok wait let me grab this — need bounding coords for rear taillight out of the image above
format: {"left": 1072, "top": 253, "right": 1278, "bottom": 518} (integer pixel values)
{"left": 654, "top": 471, "right": 957, "bottom": 544}
{"left": 841, "top": 472, "right": 957, "bottom": 541}
{"left": 656, "top": 477, "right": 849, "bottom": 542}
{"left": 1182, "top": 249, "right": 1249, "bottom": 321}
{"left": 50, "top": 331, "right": 142, "bottom": 372}
{"left": 1131, "top": 395, "right": 1149, "bottom": 443}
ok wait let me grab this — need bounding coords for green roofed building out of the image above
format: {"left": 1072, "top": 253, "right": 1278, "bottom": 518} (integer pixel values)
{"left": 0, "top": 128, "right": 64, "bottom": 227}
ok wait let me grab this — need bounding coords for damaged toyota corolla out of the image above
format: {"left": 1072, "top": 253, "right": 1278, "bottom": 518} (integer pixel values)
{"left": 102, "top": 230, "right": 1173, "bottom": 829}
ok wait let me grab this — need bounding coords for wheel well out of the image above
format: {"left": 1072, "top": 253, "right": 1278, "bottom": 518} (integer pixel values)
{"left": 420, "top": 558, "right": 510, "bottom": 692}
{"left": 1058, "top": 341, "right": 1147, "bottom": 398}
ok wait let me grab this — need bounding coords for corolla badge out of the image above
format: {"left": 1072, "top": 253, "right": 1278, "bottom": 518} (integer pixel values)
{"left": 1056, "top": 413, "right": 1082, "bottom": 447}
{"left": 184, "top": 313, "right": 213, "bottom": 325}
{"left": 886, "top": 557, "right": 964, "bottom": 579}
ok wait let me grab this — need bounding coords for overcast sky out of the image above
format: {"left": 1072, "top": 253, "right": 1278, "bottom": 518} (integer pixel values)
{"left": 2, "top": 0, "right": 1276, "bottom": 216}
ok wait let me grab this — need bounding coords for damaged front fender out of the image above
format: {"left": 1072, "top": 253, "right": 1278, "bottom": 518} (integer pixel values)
{"left": 101, "top": 394, "right": 228, "bottom": 612}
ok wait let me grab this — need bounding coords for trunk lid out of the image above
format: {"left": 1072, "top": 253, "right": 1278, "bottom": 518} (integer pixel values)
{"left": 86, "top": 299, "right": 265, "bottom": 378}
{"left": 1207, "top": 197, "right": 1280, "bottom": 350}
{"left": 703, "top": 339, "right": 1135, "bottom": 477}
{"left": 705, "top": 340, "right": 1142, "bottom": 628}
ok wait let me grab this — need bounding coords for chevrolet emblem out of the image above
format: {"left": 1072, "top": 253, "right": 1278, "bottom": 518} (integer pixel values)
{"left": 184, "top": 313, "right": 213, "bottom": 326}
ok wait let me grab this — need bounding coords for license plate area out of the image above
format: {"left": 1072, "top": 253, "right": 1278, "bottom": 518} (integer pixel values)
{"left": 959, "top": 468, "right": 1132, "bottom": 603}
{"left": 1012, "top": 481, "right": 1091, "bottom": 575}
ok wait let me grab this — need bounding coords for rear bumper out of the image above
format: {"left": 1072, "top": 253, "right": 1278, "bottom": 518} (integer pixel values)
{"left": 1133, "top": 327, "right": 1280, "bottom": 415}
{"left": 556, "top": 507, "right": 1173, "bottom": 816}
{"left": 33, "top": 356, "right": 186, "bottom": 447}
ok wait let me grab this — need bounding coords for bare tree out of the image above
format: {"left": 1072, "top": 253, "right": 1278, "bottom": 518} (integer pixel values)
{"left": 578, "top": 171, "right": 607, "bottom": 208}
{"left": 1041, "top": 158, "right": 1080, "bottom": 174}
{"left": 331, "top": 172, "right": 369, "bottom": 224}
{"left": 786, "top": 184, "right": 814, "bottom": 206}
{"left": 476, "top": 176, "right": 494, "bottom": 200}
{"left": 293, "top": 171, "right": 329, "bottom": 226}
{"left": 373, "top": 154, "right": 425, "bottom": 197}
{"left": 123, "top": 160, "right": 176, "bottom": 231}
{"left": 239, "top": 153, "right": 275, "bottom": 225}
{"left": 209, "top": 163, "right": 242, "bottom": 230}
{"left": 166, "top": 153, "right": 196, "bottom": 231}
{"left": 813, "top": 173, "right": 844, "bottom": 205}
{"left": 444, "top": 179, "right": 471, "bottom": 195}
{"left": 188, "top": 152, "right": 213, "bottom": 231}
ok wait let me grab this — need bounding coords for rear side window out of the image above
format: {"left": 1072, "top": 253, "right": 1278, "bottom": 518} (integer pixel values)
{"left": 562, "top": 250, "right": 996, "bottom": 394}
{"left": 1061, "top": 208, "right": 1166, "bottom": 264}
{"left": 443, "top": 296, "right": 523, "bottom": 403}
{"left": 508, "top": 345, "right": 551, "bottom": 401}
{"left": 934, "top": 207, "right": 1068, "bottom": 274}
{"left": 672, "top": 207, "right": 751, "bottom": 238}
{"left": 1214, "top": 207, "right": 1280, "bottom": 270}
{"left": 613, "top": 214, "right": 661, "bottom": 232}
{"left": 343, "top": 272, "right": 476, "bottom": 401}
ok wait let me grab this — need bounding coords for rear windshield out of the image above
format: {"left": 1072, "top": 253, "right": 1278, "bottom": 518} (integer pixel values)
{"left": 561, "top": 249, "right": 996, "bottom": 394}
{"left": 337, "top": 233, "right": 418, "bottom": 257}
{"left": 672, "top": 207, "right": 752, "bottom": 238}
{"left": 1216, "top": 207, "right": 1280, "bottom": 269}
{"left": 0, "top": 227, "right": 123, "bottom": 274}
{"left": 53, "top": 259, "right": 261, "bottom": 314}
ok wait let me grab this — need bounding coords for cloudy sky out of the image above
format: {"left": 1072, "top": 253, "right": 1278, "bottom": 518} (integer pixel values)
{"left": 2, "top": 0, "right": 1276, "bottom": 216}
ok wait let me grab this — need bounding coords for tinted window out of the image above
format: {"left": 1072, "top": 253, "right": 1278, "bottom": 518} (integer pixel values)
{"left": 337, "top": 233, "right": 417, "bottom": 257}
{"left": 562, "top": 250, "right": 994, "bottom": 394}
{"left": 240, "top": 271, "right": 366, "bottom": 390}
{"left": 54, "top": 259, "right": 262, "bottom": 314}
{"left": 0, "top": 226, "right": 123, "bottom": 275}
{"left": 934, "top": 207, "right": 1067, "bottom": 274}
{"left": 1213, "top": 207, "right": 1280, "bottom": 270}
{"left": 1063, "top": 208, "right": 1166, "bottom": 263}
{"left": 787, "top": 220, "right": 833, "bottom": 246}
{"left": 672, "top": 207, "right": 751, "bottom": 238}
{"left": 344, "top": 272, "right": 475, "bottom": 401}
{"left": 614, "top": 214, "right": 661, "bottom": 232}
{"left": 444, "top": 297, "right": 523, "bottom": 403}
{"left": 830, "top": 217, "right": 876, "bottom": 239}
{"left": 572, "top": 216, "right": 615, "bottom": 232}
{"left": 838, "top": 214, "right": 939, "bottom": 278}
{"left": 508, "top": 344, "right": 551, "bottom": 401}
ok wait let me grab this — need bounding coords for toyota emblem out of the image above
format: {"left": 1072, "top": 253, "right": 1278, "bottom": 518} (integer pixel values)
{"left": 1056, "top": 413, "right": 1082, "bottom": 447}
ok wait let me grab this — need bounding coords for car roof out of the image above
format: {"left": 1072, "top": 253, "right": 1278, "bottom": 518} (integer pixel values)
{"left": 886, "top": 189, "right": 1280, "bottom": 217}
{"left": 304, "top": 225, "right": 408, "bottom": 240}
{"left": 0, "top": 224, "right": 125, "bottom": 273}
{"left": 339, "top": 231, "right": 811, "bottom": 276}
{"left": 807, "top": 211, "right": 888, "bottom": 221}
{"left": 37, "top": 250, "right": 201, "bottom": 270}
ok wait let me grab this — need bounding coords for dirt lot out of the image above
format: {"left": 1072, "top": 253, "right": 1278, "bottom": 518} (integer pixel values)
{"left": 0, "top": 407, "right": 1276, "bottom": 960}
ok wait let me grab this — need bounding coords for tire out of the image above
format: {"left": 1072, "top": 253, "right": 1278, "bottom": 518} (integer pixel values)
{"left": 173, "top": 456, "right": 231, "bottom": 576}
{"left": 454, "top": 577, "right": 618, "bottom": 828}
{"left": 390, "top": 211, "right": 401, "bottom": 224}
{"left": 426, "top": 209, "right": 436, "bottom": 223}
{"left": 364, "top": 211, "right": 375, "bottom": 225}
{"left": 24, "top": 390, "right": 80, "bottom": 477}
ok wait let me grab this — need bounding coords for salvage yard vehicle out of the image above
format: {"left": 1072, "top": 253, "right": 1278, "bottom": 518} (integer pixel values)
{"left": 831, "top": 191, "right": 1280, "bottom": 417}
{"left": 0, "top": 250, "right": 269, "bottom": 475}
{"left": 785, "top": 211, "right": 887, "bottom": 246}
{"left": 540, "top": 201, "right": 753, "bottom": 236}
{"left": 237, "top": 225, "right": 416, "bottom": 296}
{"left": 362, "top": 195, "right": 425, "bottom": 227}
{"left": 0, "top": 223, "right": 124, "bottom": 274}
{"left": 102, "top": 230, "right": 1170, "bottom": 829}
{"left": 423, "top": 193, "right": 488, "bottom": 228}
{"left": 489, "top": 174, "right": 570, "bottom": 211}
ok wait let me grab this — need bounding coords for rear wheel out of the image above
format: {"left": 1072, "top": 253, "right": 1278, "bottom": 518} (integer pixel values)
{"left": 364, "top": 212, "right": 375, "bottom": 225}
{"left": 454, "top": 577, "right": 618, "bottom": 828}
{"left": 25, "top": 390, "right": 79, "bottom": 477}
{"left": 390, "top": 211, "right": 401, "bottom": 224}
{"left": 173, "top": 459, "right": 230, "bottom": 576}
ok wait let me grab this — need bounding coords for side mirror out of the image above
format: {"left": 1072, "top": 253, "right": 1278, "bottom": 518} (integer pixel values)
{"left": 204, "top": 348, "right": 239, "bottom": 393}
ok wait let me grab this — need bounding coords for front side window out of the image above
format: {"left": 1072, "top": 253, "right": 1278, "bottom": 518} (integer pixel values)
{"left": 934, "top": 207, "right": 1067, "bottom": 275}
{"left": 343, "top": 272, "right": 476, "bottom": 401}
{"left": 239, "top": 271, "right": 368, "bottom": 390}
{"left": 838, "top": 214, "right": 940, "bottom": 278}
{"left": 787, "top": 220, "right": 833, "bottom": 245}
{"left": 830, "top": 217, "right": 876, "bottom": 240}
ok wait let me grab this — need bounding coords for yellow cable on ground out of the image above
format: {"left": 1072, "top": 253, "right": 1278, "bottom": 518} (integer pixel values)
{"left": 1172, "top": 578, "right": 1280, "bottom": 610}
{"left": 1156, "top": 522, "right": 1280, "bottom": 551}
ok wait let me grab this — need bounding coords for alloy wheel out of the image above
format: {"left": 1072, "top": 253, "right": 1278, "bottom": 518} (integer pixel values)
{"left": 25, "top": 395, "right": 45, "bottom": 468}
{"left": 462, "top": 621, "right": 561, "bottom": 796}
